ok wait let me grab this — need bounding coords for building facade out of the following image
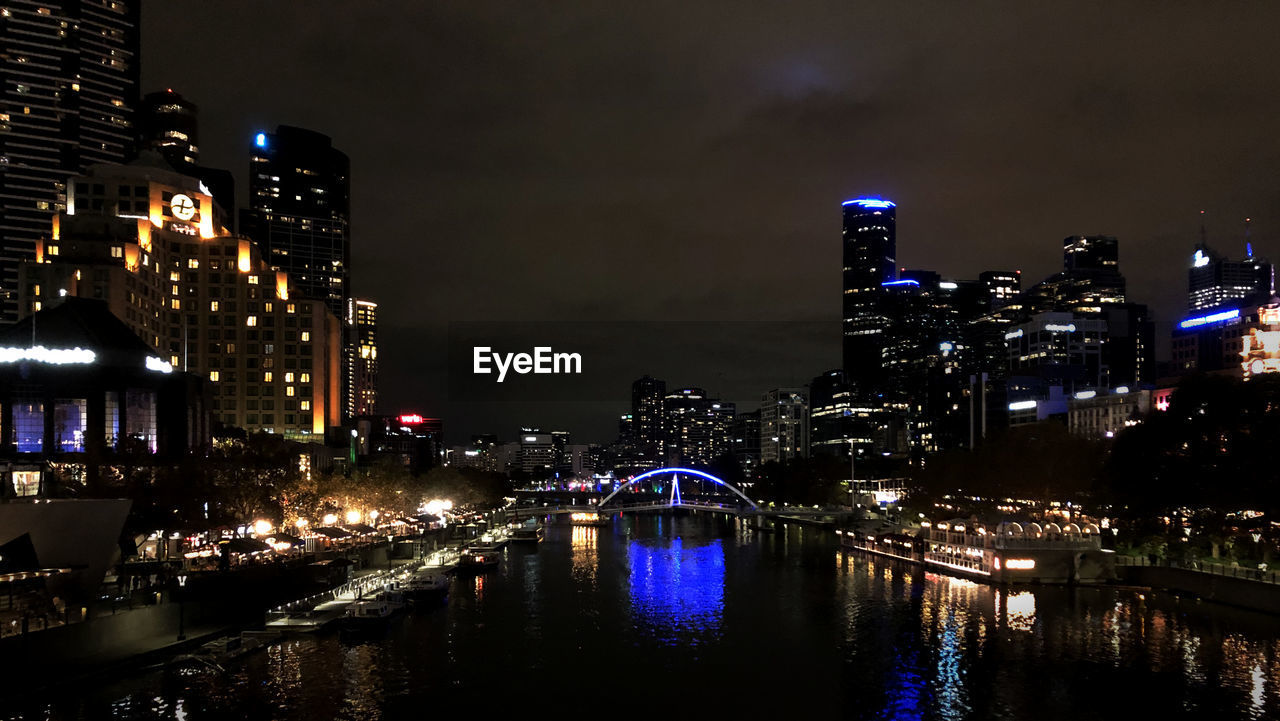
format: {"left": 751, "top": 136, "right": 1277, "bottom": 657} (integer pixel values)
{"left": 760, "top": 388, "right": 808, "bottom": 464}
{"left": 18, "top": 160, "right": 342, "bottom": 438}
{"left": 350, "top": 298, "right": 378, "bottom": 416}
{"left": 842, "top": 198, "right": 897, "bottom": 400}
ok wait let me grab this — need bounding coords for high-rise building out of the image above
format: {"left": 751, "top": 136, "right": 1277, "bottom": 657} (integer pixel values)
{"left": 662, "top": 387, "right": 733, "bottom": 467}
{"left": 241, "top": 126, "right": 350, "bottom": 318}
{"left": 518, "top": 429, "right": 555, "bottom": 475}
{"left": 241, "top": 126, "right": 352, "bottom": 417}
{"left": 1025, "top": 236, "right": 1126, "bottom": 314}
{"left": 760, "top": 388, "right": 808, "bottom": 464}
{"left": 350, "top": 299, "right": 378, "bottom": 416}
{"left": 842, "top": 198, "right": 896, "bottom": 398}
{"left": 1188, "top": 243, "right": 1273, "bottom": 312}
{"left": 979, "top": 270, "right": 1021, "bottom": 309}
{"left": 135, "top": 89, "right": 234, "bottom": 214}
{"left": 730, "top": 409, "right": 761, "bottom": 475}
{"left": 19, "top": 159, "right": 343, "bottom": 438}
{"left": 808, "top": 369, "right": 852, "bottom": 457}
{"left": 630, "top": 375, "right": 666, "bottom": 465}
{"left": 0, "top": 0, "right": 141, "bottom": 323}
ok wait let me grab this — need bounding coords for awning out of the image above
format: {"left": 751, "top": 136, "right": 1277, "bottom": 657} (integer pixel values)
{"left": 347, "top": 524, "right": 377, "bottom": 535}
{"left": 218, "top": 537, "right": 272, "bottom": 554}
{"left": 313, "top": 526, "right": 352, "bottom": 539}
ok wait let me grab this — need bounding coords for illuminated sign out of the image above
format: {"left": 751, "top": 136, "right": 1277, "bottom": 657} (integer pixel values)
{"left": 881, "top": 280, "right": 919, "bottom": 287}
{"left": 1044, "top": 323, "right": 1077, "bottom": 332}
{"left": 1193, "top": 249, "right": 1210, "bottom": 268}
{"left": 397, "top": 414, "right": 425, "bottom": 424}
{"left": 255, "top": 132, "right": 267, "bottom": 148}
{"left": 145, "top": 356, "right": 173, "bottom": 374}
{"left": 1262, "top": 306, "right": 1280, "bottom": 325}
{"left": 1008, "top": 400, "right": 1037, "bottom": 411}
{"left": 1179, "top": 308, "right": 1239, "bottom": 329}
{"left": 842, "top": 198, "right": 895, "bottom": 208}
{"left": 1004, "top": 558, "right": 1036, "bottom": 570}
{"left": 939, "top": 281, "right": 959, "bottom": 290}
{"left": 524, "top": 436, "right": 539, "bottom": 443}
{"left": 1114, "top": 386, "right": 1129, "bottom": 394}
{"left": 170, "top": 193, "right": 196, "bottom": 221}
{"left": 1074, "top": 390, "right": 1096, "bottom": 400}
{"left": 939, "top": 342, "right": 954, "bottom": 352}
{"left": 1241, "top": 326, "right": 1280, "bottom": 380}
{"left": 0, "top": 346, "right": 96, "bottom": 365}
{"left": 1005, "top": 329, "right": 1024, "bottom": 341}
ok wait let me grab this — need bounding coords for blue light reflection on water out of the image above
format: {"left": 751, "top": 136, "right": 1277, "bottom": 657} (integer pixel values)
{"left": 627, "top": 536, "right": 725, "bottom": 644}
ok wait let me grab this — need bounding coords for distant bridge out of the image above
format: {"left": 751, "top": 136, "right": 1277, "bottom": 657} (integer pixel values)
{"left": 510, "top": 467, "right": 860, "bottom": 519}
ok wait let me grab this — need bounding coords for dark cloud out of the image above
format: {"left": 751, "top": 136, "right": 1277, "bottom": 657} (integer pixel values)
{"left": 143, "top": 1, "right": 1280, "bottom": 442}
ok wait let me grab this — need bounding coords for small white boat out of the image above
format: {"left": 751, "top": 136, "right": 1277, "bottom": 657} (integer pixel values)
{"left": 169, "top": 633, "right": 263, "bottom": 672}
{"left": 509, "top": 520, "right": 544, "bottom": 543}
{"left": 343, "top": 597, "right": 395, "bottom": 628}
{"left": 404, "top": 570, "right": 451, "bottom": 599}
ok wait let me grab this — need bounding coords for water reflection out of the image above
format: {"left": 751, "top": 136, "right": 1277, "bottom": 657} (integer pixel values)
{"left": 627, "top": 537, "right": 724, "bottom": 645}
{"left": 570, "top": 525, "right": 598, "bottom": 585}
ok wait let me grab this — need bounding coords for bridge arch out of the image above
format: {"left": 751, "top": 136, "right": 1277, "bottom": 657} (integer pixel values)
{"left": 598, "top": 467, "right": 758, "bottom": 510}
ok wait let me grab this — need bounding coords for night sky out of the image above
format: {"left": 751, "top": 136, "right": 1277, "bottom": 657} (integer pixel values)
{"left": 143, "top": 2, "right": 1280, "bottom": 444}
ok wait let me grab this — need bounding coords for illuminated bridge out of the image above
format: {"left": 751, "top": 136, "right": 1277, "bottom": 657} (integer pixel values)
{"left": 511, "top": 467, "right": 859, "bottom": 519}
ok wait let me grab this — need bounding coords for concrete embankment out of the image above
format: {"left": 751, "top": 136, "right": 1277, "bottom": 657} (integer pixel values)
{"left": 1117, "top": 565, "right": 1280, "bottom": 614}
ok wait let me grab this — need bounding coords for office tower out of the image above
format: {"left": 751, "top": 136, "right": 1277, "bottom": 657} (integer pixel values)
{"left": 760, "top": 388, "right": 809, "bottom": 464}
{"left": 842, "top": 198, "right": 897, "bottom": 398}
{"left": 518, "top": 429, "right": 555, "bottom": 475}
{"left": 1188, "top": 243, "right": 1273, "bottom": 312}
{"left": 350, "top": 299, "right": 378, "bottom": 416}
{"left": 979, "top": 270, "right": 1021, "bottom": 309}
{"left": 663, "top": 387, "right": 733, "bottom": 467}
{"left": 355, "top": 414, "right": 443, "bottom": 473}
{"left": 241, "top": 126, "right": 350, "bottom": 317}
{"left": 0, "top": 0, "right": 141, "bottom": 323}
{"left": 731, "top": 409, "right": 761, "bottom": 476}
{"left": 1025, "top": 235, "right": 1126, "bottom": 314}
{"left": 20, "top": 159, "right": 343, "bottom": 438}
{"left": 135, "top": 89, "right": 234, "bottom": 214}
{"left": 241, "top": 126, "right": 352, "bottom": 417}
{"left": 808, "top": 369, "right": 852, "bottom": 457}
{"left": 1004, "top": 312, "right": 1108, "bottom": 425}
{"left": 631, "top": 375, "right": 666, "bottom": 464}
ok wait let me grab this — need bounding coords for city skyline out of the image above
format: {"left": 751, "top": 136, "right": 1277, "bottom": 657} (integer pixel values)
{"left": 138, "top": 2, "right": 1280, "bottom": 442}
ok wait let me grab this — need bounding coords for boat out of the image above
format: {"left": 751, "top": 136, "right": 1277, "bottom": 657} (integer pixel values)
{"left": 342, "top": 597, "right": 396, "bottom": 628}
{"left": 455, "top": 548, "right": 500, "bottom": 573}
{"left": 469, "top": 532, "right": 506, "bottom": 553}
{"left": 403, "top": 569, "right": 451, "bottom": 600}
{"left": 169, "top": 633, "right": 264, "bottom": 673}
{"left": 509, "top": 519, "right": 544, "bottom": 543}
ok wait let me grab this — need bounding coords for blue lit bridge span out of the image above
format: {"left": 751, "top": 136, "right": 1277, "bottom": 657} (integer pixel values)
{"left": 510, "top": 467, "right": 859, "bottom": 519}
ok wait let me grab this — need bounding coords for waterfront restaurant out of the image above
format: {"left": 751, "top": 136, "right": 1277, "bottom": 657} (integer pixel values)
{"left": 0, "top": 298, "right": 210, "bottom": 498}
{"left": 922, "top": 518, "right": 1115, "bottom": 584}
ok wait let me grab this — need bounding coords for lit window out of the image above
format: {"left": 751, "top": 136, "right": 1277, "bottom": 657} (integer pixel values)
{"left": 263, "top": 371, "right": 273, "bottom": 382}
{"left": 111, "top": 246, "right": 123, "bottom": 258}
{"left": 248, "top": 275, "right": 259, "bottom": 285}
{"left": 286, "top": 386, "right": 295, "bottom": 397}
{"left": 209, "top": 301, "right": 219, "bottom": 311}
{"left": 48, "top": 245, "right": 59, "bottom": 256}
{"left": 246, "top": 316, "right": 257, "bottom": 327}
{"left": 187, "top": 259, "right": 199, "bottom": 269}
{"left": 209, "top": 371, "right": 220, "bottom": 382}
{"left": 264, "top": 302, "right": 273, "bottom": 312}
{"left": 170, "top": 299, "right": 180, "bottom": 310}
{"left": 171, "top": 284, "right": 179, "bottom": 296}
{"left": 301, "top": 331, "right": 310, "bottom": 342}
{"left": 300, "top": 400, "right": 311, "bottom": 411}
{"left": 169, "top": 271, "right": 180, "bottom": 282}
{"left": 299, "top": 373, "right": 310, "bottom": 383}
{"left": 286, "top": 303, "right": 295, "bottom": 314}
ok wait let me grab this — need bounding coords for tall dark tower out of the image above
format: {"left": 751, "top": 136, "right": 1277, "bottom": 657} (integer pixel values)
{"left": 631, "top": 375, "right": 666, "bottom": 464}
{"left": 0, "top": 0, "right": 141, "bottom": 323}
{"left": 241, "top": 126, "right": 353, "bottom": 417}
{"left": 136, "top": 89, "right": 234, "bottom": 214}
{"left": 841, "top": 198, "right": 897, "bottom": 398}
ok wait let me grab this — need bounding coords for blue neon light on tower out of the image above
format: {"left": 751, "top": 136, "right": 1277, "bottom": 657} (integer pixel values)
{"left": 254, "top": 132, "right": 266, "bottom": 148}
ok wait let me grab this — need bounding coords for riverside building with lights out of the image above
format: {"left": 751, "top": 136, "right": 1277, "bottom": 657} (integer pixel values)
{"left": 0, "top": 297, "right": 209, "bottom": 497}
{"left": 17, "top": 158, "right": 342, "bottom": 439}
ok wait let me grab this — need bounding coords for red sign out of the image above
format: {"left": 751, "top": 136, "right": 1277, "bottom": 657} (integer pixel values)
{"left": 398, "top": 414, "right": 425, "bottom": 424}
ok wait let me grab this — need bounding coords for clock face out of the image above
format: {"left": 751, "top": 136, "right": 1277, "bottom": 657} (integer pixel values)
{"left": 170, "top": 193, "right": 196, "bottom": 221}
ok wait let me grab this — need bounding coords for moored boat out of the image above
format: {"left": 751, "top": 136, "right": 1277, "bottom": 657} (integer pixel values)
{"left": 455, "top": 548, "right": 500, "bottom": 573}
{"left": 509, "top": 519, "right": 544, "bottom": 543}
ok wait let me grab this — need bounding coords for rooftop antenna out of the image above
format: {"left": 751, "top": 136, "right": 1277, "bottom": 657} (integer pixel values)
{"left": 1245, "top": 217, "right": 1254, "bottom": 259}
{"left": 1199, "top": 210, "right": 1208, "bottom": 247}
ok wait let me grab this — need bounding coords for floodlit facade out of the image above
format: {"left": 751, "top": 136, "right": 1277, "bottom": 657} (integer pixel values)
{"left": 17, "top": 159, "right": 342, "bottom": 439}
{"left": 350, "top": 298, "right": 378, "bottom": 416}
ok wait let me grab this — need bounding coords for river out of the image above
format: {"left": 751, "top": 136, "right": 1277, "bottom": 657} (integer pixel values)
{"left": 18, "top": 513, "right": 1280, "bottom": 720}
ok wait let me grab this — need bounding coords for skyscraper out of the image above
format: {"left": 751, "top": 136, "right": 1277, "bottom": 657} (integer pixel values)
{"left": 760, "top": 388, "right": 809, "bottom": 464}
{"left": 842, "top": 198, "right": 896, "bottom": 399}
{"left": 135, "top": 88, "right": 234, "bottom": 214}
{"left": 630, "top": 375, "right": 666, "bottom": 466}
{"left": 0, "top": 0, "right": 141, "bottom": 322}
{"left": 241, "top": 126, "right": 352, "bottom": 417}
{"left": 351, "top": 298, "right": 378, "bottom": 416}
{"left": 1188, "top": 243, "right": 1273, "bottom": 312}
